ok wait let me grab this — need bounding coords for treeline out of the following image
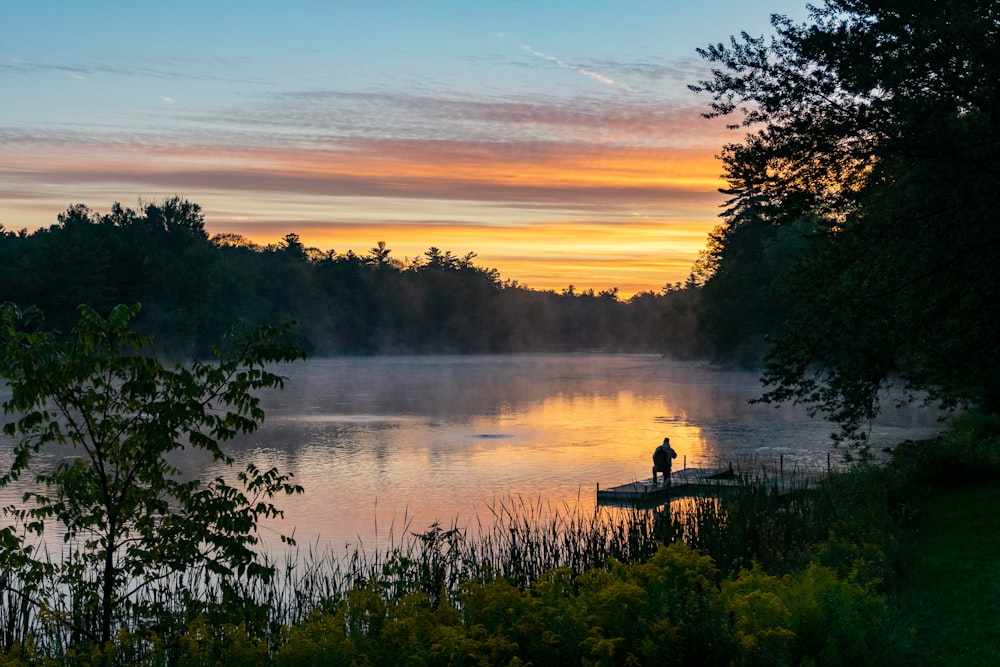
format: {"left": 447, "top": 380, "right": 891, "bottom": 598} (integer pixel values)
{"left": 0, "top": 198, "right": 705, "bottom": 357}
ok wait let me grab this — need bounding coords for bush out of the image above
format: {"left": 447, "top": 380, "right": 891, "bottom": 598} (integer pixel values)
{"left": 722, "top": 562, "right": 888, "bottom": 667}
{"left": 933, "top": 413, "right": 1000, "bottom": 482}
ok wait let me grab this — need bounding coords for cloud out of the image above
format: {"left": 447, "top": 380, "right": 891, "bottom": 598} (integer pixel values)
{"left": 1, "top": 56, "right": 264, "bottom": 85}
{"left": 210, "top": 87, "right": 724, "bottom": 151}
{"left": 0, "top": 129, "right": 725, "bottom": 296}
{"left": 0, "top": 79, "right": 732, "bottom": 210}
{"left": 0, "top": 49, "right": 733, "bottom": 296}
{"left": 0, "top": 150, "right": 720, "bottom": 208}
{"left": 522, "top": 45, "right": 636, "bottom": 92}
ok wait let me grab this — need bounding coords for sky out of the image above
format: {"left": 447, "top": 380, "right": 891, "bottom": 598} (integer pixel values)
{"left": 1, "top": 0, "right": 809, "bottom": 297}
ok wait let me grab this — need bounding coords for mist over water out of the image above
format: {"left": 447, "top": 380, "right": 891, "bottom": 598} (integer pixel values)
{"left": 0, "top": 355, "right": 944, "bottom": 557}
{"left": 219, "top": 355, "right": 941, "bottom": 553}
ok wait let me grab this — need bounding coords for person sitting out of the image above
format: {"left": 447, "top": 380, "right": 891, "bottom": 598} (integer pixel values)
{"left": 652, "top": 437, "right": 677, "bottom": 485}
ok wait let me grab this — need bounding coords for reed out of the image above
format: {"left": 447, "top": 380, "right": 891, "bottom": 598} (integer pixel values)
{"left": 0, "top": 461, "right": 899, "bottom": 663}
{"left": 668, "top": 462, "right": 847, "bottom": 576}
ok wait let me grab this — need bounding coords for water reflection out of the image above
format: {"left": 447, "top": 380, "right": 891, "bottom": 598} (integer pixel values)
{"left": 1, "top": 355, "right": 944, "bottom": 556}
{"left": 209, "top": 355, "right": 942, "bottom": 553}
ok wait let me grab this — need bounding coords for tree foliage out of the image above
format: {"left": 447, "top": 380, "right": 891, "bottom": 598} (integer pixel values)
{"left": 692, "top": 0, "right": 1000, "bottom": 442}
{"left": 0, "top": 198, "right": 686, "bottom": 357}
{"left": 0, "top": 303, "right": 304, "bottom": 648}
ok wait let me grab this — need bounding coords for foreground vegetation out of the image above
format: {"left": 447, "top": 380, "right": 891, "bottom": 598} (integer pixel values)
{"left": 3, "top": 412, "right": 997, "bottom": 665}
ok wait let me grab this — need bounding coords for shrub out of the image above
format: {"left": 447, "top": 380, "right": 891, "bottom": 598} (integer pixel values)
{"left": 722, "top": 562, "right": 888, "bottom": 667}
{"left": 932, "top": 413, "right": 1000, "bottom": 482}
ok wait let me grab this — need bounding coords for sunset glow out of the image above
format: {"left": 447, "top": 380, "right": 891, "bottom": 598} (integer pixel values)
{"left": 1, "top": 0, "right": 808, "bottom": 297}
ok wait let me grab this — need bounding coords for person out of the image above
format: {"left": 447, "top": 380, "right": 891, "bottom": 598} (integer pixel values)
{"left": 652, "top": 437, "right": 677, "bottom": 485}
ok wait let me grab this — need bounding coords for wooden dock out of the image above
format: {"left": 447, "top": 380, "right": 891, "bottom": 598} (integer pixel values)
{"left": 596, "top": 465, "right": 825, "bottom": 506}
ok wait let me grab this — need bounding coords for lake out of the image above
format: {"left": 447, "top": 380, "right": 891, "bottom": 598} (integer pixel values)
{"left": 1, "top": 354, "right": 943, "bottom": 556}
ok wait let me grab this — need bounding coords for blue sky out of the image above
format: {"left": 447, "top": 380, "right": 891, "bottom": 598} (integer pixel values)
{"left": 1, "top": 1, "right": 809, "bottom": 295}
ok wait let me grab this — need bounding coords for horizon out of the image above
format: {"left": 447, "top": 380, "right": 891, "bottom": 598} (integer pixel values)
{"left": 1, "top": 1, "right": 809, "bottom": 298}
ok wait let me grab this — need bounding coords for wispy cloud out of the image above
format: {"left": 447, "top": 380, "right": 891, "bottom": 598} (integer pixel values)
{"left": 0, "top": 135, "right": 722, "bottom": 206}
{"left": 206, "top": 88, "right": 722, "bottom": 150}
{"left": 0, "top": 56, "right": 268, "bottom": 85}
{"left": 0, "top": 49, "right": 732, "bottom": 295}
{"left": 522, "top": 46, "right": 636, "bottom": 92}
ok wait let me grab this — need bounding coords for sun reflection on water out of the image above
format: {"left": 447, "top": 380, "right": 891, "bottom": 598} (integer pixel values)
{"left": 1, "top": 355, "right": 944, "bottom": 559}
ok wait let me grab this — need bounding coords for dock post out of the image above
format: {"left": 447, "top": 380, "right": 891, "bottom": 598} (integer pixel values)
{"left": 827, "top": 452, "right": 831, "bottom": 474}
{"left": 780, "top": 453, "right": 784, "bottom": 478}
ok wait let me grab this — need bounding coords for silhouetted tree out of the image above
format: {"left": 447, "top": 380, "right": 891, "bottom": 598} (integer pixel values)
{"left": 692, "top": 0, "right": 1000, "bottom": 441}
{"left": 0, "top": 203, "right": 687, "bottom": 357}
{"left": 0, "top": 303, "right": 303, "bottom": 649}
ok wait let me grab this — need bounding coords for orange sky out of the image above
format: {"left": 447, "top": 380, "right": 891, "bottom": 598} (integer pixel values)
{"left": 0, "top": 1, "right": 808, "bottom": 298}
{"left": 0, "top": 122, "right": 731, "bottom": 297}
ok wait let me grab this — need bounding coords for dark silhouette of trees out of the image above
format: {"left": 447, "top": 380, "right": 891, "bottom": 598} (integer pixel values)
{"left": 691, "top": 0, "right": 1000, "bottom": 441}
{"left": 693, "top": 216, "right": 810, "bottom": 365}
{"left": 0, "top": 199, "right": 687, "bottom": 357}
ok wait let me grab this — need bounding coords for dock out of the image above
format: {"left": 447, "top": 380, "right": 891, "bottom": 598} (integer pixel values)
{"left": 596, "top": 464, "right": 826, "bottom": 507}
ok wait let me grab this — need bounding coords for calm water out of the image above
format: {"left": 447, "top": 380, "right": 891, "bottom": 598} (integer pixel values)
{"left": 1, "top": 354, "right": 943, "bottom": 555}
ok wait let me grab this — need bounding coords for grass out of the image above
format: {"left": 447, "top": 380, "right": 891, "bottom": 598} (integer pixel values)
{"left": 894, "top": 480, "right": 1000, "bottom": 666}
{"left": 4, "top": 416, "right": 1000, "bottom": 665}
{"left": 0, "top": 476, "right": 872, "bottom": 662}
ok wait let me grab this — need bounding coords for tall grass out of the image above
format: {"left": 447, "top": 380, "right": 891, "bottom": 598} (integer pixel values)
{"left": 1, "top": 460, "right": 904, "bottom": 663}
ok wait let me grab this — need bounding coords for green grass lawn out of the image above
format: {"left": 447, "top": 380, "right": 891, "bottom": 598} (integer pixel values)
{"left": 895, "top": 481, "right": 1000, "bottom": 666}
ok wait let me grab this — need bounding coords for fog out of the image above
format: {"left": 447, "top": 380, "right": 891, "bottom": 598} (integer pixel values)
{"left": 1, "top": 354, "right": 944, "bottom": 556}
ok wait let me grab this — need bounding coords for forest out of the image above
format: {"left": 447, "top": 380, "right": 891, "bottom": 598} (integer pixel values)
{"left": 0, "top": 198, "right": 707, "bottom": 359}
